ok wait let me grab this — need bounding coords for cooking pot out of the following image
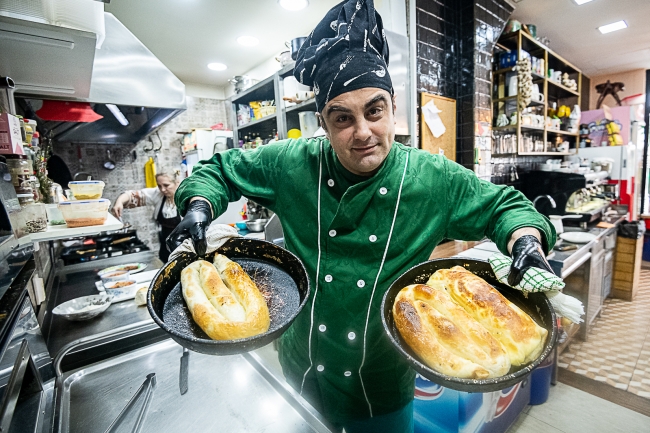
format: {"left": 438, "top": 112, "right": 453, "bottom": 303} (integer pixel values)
{"left": 228, "top": 75, "right": 257, "bottom": 94}
{"left": 286, "top": 37, "right": 307, "bottom": 60}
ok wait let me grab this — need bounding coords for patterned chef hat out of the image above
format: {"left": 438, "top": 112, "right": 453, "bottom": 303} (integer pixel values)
{"left": 294, "top": 0, "right": 392, "bottom": 112}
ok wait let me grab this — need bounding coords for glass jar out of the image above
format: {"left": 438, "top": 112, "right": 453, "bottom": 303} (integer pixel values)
{"left": 6, "top": 155, "right": 33, "bottom": 189}
{"left": 17, "top": 194, "right": 47, "bottom": 234}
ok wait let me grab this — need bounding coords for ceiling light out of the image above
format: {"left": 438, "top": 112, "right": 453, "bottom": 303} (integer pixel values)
{"left": 598, "top": 20, "right": 628, "bottom": 34}
{"left": 574, "top": 0, "right": 594, "bottom": 5}
{"left": 207, "top": 62, "right": 227, "bottom": 71}
{"left": 279, "top": 0, "right": 309, "bottom": 11}
{"left": 106, "top": 104, "right": 129, "bottom": 126}
{"left": 237, "top": 36, "right": 259, "bottom": 47}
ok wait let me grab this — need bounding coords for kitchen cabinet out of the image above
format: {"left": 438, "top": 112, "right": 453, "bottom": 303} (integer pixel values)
{"left": 491, "top": 30, "right": 582, "bottom": 156}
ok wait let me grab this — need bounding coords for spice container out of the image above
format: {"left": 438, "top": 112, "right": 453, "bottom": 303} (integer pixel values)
{"left": 6, "top": 155, "right": 33, "bottom": 189}
{"left": 17, "top": 194, "right": 48, "bottom": 234}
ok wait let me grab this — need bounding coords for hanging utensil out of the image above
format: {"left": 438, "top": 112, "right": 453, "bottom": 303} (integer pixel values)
{"left": 73, "top": 146, "right": 92, "bottom": 181}
{"left": 104, "top": 149, "right": 116, "bottom": 170}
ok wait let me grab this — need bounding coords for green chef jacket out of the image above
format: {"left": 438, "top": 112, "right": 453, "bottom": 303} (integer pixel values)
{"left": 175, "top": 138, "right": 555, "bottom": 423}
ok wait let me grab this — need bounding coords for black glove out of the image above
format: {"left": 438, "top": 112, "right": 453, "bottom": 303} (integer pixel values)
{"left": 166, "top": 200, "right": 212, "bottom": 257}
{"left": 508, "top": 235, "right": 554, "bottom": 286}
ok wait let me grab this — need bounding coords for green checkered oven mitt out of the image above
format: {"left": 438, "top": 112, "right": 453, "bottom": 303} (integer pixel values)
{"left": 489, "top": 253, "right": 584, "bottom": 324}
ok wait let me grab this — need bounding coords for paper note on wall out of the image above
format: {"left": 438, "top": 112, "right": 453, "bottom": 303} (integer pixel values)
{"left": 423, "top": 100, "right": 446, "bottom": 138}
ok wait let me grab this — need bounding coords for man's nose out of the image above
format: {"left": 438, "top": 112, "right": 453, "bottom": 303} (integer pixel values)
{"left": 354, "top": 118, "right": 372, "bottom": 141}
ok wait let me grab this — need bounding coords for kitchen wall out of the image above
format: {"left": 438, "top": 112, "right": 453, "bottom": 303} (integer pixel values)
{"left": 588, "top": 69, "right": 646, "bottom": 110}
{"left": 415, "top": 0, "right": 514, "bottom": 170}
{"left": 52, "top": 96, "right": 231, "bottom": 252}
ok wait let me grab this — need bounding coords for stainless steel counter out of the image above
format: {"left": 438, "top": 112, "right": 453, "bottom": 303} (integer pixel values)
{"left": 42, "top": 252, "right": 166, "bottom": 372}
{"left": 57, "top": 339, "right": 333, "bottom": 433}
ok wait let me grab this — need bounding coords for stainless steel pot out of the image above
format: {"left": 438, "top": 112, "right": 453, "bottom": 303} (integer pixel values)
{"left": 246, "top": 218, "right": 267, "bottom": 232}
{"left": 228, "top": 76, "right": 257, "bottom": 94}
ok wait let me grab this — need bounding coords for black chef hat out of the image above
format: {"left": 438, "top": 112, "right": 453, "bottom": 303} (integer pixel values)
{"left": 294, "top": 0, "right": 392, "bottom": 112}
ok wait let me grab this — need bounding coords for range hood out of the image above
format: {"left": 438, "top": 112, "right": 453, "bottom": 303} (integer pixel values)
{"left": 0, "top": 13, "right": 186, "bottom": 144}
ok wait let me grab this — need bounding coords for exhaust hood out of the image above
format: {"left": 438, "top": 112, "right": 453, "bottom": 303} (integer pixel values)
{"left": 0, "top": 13, "right": 186, "bottom": 144}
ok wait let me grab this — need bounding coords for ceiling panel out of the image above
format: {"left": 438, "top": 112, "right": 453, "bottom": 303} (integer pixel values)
{"left": 105, "top": 0, "right": 341, "bottom": 87}
{"left": 511, "top": 0, "right": 650, "bottom": 77}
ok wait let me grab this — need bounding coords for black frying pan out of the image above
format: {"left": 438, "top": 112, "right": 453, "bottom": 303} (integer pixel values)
{"left": 147, "top": 238, "right": 310, "bottom": 355}
{"left": 381, "top": 258, "right": 557, "bottom": 392}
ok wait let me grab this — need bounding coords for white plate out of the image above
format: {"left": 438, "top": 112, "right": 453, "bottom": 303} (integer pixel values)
{"left": 98, "top": 263, "right": 147, "bottom": 276}
{"left": 560, "top": 232, "right": 597, "bottom": 244}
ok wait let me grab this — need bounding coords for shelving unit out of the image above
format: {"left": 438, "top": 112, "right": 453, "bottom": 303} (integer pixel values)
{"left": 23, "top": 213, "right": 123, "bottom": 244}
{"left": 230, "top": 62, "right": 319, "bottom": 143}
{"left": 492, "top": 30, "right": 582, "bottom": 156}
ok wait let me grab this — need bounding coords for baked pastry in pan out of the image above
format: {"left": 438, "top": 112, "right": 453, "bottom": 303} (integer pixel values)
{"left": 181, "top": 254, "right": 270, "bottom": 340}
{"left": 393, "top": 266, "right": 547, "bottom": 379}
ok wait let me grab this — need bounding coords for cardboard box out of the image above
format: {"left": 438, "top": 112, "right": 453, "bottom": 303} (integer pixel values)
{"left": 611, "top": 236, "right": 643, "bottom": 301}
{"left": 0, "top": 113, "right": 23, "bottom": 155}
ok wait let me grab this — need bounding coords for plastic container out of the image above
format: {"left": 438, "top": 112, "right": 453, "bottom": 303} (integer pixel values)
{"left": 58, "top": 198, "right": 110, "bottom": 228}
{"left": 45, "top": 203, "right": 66, "bottom": 225}
{"left": 17, "top": 194, "right": 47, "bottom": 233}
{"left": 6, "top": 154, "right": 33, "bottom": 188}
{"left": 68, "top": 180, "right": 105, "bottom": 200}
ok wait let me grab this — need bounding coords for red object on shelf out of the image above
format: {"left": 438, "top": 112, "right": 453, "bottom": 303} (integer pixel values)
{"left": 36, "top": 100, "right": 103, "bottom": 123}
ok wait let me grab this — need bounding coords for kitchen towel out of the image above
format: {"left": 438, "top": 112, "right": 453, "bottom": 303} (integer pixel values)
{"left": 489, "top": 253, "right": 584, "bottom": 324}
{"left": 168, "top": 222, "right": 241, "bottom": 262}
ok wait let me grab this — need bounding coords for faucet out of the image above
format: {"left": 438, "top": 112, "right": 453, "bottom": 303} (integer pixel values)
{"left": 532, "top": 195, "right": 557, "bottom": 210}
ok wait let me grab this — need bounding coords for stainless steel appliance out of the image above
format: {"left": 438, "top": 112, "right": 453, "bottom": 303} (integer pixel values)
{"left": 1, "top": 13, "right": 186, "bottom": 144}
{"left": 518, "top": 171, "right": 611, "bottom": 224}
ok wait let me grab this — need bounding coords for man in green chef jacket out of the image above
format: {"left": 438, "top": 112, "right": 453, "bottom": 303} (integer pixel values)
{"left": 168, "top": 1, "right": 556, "bottom": 432}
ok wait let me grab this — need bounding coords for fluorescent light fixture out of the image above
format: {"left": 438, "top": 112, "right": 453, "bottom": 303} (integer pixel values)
{"left": 574, "top": 0, "right": 594, "bottom": 5}
{"left": 237, "top": 36, "right": 259, "bottom": 47}
{"left": 106, "top": 104, "right": 129, "bottom": 126}
{"left": 208, "top": 62, "right": 227, "bottom": 71}
{"left": 598, "top": 20, "right": 627, "bottom": 34}
{"left": 279, "top": 0, "right": 309, "bottom": 11}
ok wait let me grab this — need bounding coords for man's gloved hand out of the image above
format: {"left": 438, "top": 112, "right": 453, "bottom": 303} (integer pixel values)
{"left": 508, "top": 235, "right": 554, "bottom": 287}
{"left": 166, "top": 200, "right": 212, "bottom": 257}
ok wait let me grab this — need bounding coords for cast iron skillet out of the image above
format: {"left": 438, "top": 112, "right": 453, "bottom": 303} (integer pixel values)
{"left": 381, "top": 258, "right": 557, "bottom": 392}
{"left": 147, "top": 238, "right": 310, "bottom": 355}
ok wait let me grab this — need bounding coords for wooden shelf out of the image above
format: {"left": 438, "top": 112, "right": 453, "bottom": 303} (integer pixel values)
{"left": 492, "top": 29, "right": 582, "bottom": 157}
{"left": 236, "top": 113, "right": 277, "bottom": 131}
{"left": 521, "top": 125, "right": 546, "bottom": 132}
{"left": 547, "top": 79, "right": 580, "bottom": 97}
{"left": 519, "top": 151, "right": 574, "bottom": 156}
{"left": 493, "top": 67, "right": 516, "bottom": 75}
{"left": 547, "top": 129, "right": 579, "bottom": 137}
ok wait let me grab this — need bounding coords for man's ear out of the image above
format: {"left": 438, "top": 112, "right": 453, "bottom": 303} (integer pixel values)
{"left": 392, "top": 94, "right": 397, "bottom": 114}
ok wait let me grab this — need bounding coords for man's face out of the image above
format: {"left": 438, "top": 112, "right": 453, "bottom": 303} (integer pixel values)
{"left": 320, "top": 88, "right": 397, "bottom": 177}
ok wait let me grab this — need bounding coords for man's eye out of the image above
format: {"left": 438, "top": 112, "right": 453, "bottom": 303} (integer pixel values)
{"left": 368, "top": 107, "right": 383, "bottom": 117}
{"left": 336, "top": 116, "right": 349, "bottom": 123}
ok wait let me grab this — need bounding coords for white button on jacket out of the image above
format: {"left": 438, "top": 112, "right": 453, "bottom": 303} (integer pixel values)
{"left": 357, "top": 280, "right": 365, "bottom": 288}
{"left": 329, "top": 229, "right": 337, "bottom": 237}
